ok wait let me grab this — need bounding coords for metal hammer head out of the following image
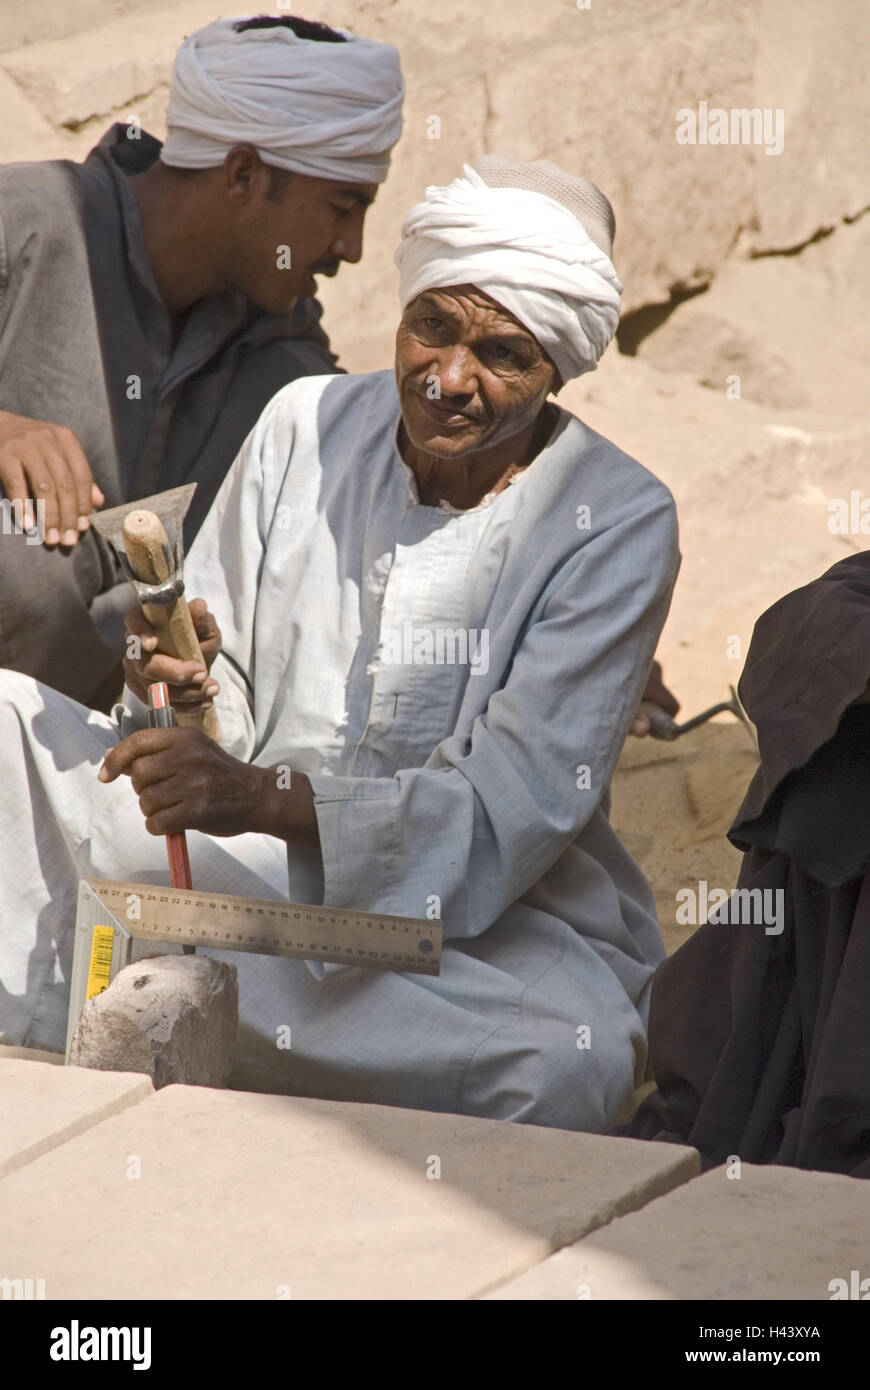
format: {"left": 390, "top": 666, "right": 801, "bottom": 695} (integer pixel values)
{"left": 89, "top": 484, "right": 197, "bottom": 606}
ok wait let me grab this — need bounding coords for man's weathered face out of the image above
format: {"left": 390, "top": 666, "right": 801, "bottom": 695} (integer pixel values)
{"left": 224, "top": 149, "right": 377, "bottom": 311}
{"left": 395, "top": 286, "right": 558, "bottom": 459}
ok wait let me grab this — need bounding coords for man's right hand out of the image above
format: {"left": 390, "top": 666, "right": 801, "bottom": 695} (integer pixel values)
{"left": 123, "top": 598, "right": 222, "bottom": 709}
{"left": 0, "top": 410, "right": 104, "bottom": 545}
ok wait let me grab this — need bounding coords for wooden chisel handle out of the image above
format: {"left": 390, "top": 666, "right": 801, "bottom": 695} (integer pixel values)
{"left": 122, "top": 509, "right": 221, "bottom": 743}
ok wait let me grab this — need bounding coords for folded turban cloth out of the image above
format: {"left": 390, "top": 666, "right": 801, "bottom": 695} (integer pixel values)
{"left": 395, "top": 155, "right": 623, "bottom": 383}
{"left": 160, "top": 17, "right": 404, "bottom": 184}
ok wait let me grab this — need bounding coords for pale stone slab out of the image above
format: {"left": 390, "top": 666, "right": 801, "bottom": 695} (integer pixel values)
{"left": 485, "top": 1164, "right": 870, "bottom": 1300}
{"left": 0, "top": 1086, "right": 698, "bottom": 1299}
{"left": 0, "top": 1060, "right": 152, "bottom": 1179}
{"left": 0, "top": 1045, "right": 63, "bottom": 1065}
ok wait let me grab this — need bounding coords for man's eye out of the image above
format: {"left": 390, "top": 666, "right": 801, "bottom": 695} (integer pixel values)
{"left": 330, "top": 204, "right": 353, "bottom": 218}
{"left": 423, "top": 317, "right": 444, "bottom": 332}
{"left": 492, "top": 344, "right": 516, "bottom": 362}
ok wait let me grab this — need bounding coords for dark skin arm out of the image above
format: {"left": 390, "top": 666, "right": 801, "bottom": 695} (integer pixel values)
{"left": 124, "top": 598, "right": 222, "bottom": 709}
{"left": 109, "top": 594, "right": 676, "bottom": 838}
{"left": 0, "top": 410, "right": 104, "bottom": 546}
{"left": 631, "top": 659, "right": 680, "bottom": 736}
{"left": 107, "top": 598, "right": 319, "bottom": 849}
{"left": 98, "top": 726, "right": 320, "bottom": 849}
{"left": 99, "top": 677, "right": 675, "bottom": 845}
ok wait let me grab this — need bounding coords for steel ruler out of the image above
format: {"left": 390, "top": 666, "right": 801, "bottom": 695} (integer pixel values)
{"left": 66, "top": 878, "right": 442, "bottom": 1061}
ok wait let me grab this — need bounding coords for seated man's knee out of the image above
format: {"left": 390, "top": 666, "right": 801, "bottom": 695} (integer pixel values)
{"left": 460, "top": 1019, "right": 639, "bottom": 1132}
{"left": 0, "top": 666, "right": 45, "bottom": 714}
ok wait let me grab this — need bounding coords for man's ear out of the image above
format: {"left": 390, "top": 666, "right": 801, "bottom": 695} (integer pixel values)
{"left": 223, "top": 144, "right": 264, "bottom": 202}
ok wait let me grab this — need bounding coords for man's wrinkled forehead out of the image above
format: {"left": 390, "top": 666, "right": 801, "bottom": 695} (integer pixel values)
{"left": 409, "top": 286, "right": 537, "bottom": 340}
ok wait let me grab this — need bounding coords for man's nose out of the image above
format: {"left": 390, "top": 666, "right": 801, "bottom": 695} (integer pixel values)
{"left": 331, "top": 214, "right": 365, "bottom": 265}
{"left": 435, "top": 344, "right": 478, "bottom": 397}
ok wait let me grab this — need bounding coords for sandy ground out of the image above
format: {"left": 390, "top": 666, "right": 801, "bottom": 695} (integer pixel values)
{"left": 612, "top": 721, "right": 757, "bottom": 955}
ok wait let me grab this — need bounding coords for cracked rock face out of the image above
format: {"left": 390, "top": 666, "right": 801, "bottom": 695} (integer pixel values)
{"left": 69, "top": 955, "right": 238, "bottom": 1090}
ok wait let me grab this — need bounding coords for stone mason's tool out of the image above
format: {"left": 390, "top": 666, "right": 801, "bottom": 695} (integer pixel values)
{"left": 65, "top": 878, "right": 443, "bottom": 1071}
{"left": 89, "top": 484, "right": 220, "bottom": 742}
{"left": 638, "top": 683, "right": 758, "bottom": 751}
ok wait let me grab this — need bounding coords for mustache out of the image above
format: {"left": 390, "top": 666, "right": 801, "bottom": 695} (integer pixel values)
{"left": 413, "top": 387, "right": 486, "bottom": 423}
{"left": 309, "top": 261, "right": 341, "bottom": 277}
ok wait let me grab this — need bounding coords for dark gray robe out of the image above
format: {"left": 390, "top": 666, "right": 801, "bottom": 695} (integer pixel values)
{"left": 0, "top": 123, "right": 338, "bottom": 701}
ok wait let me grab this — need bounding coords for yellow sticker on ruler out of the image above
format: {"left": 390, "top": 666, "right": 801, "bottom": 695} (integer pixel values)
{"left": 86, "top": 926, "right": 115, "bottom": 1000}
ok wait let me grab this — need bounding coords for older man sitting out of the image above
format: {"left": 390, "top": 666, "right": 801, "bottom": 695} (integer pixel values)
{"left": 0, "top": 157, "right": 679, "bottom": 1132}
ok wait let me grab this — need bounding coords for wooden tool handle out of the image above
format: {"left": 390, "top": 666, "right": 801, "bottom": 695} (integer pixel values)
{"left": 122, "top": 509, "right": 221, "bottom": 743}
{"left": 120, "top": 509, "right": 172, "bottom": 585}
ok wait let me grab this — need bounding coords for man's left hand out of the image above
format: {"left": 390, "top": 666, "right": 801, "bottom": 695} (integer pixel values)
{"left": 631, "top": 659, "right": 680, "bottom": 737}
{"left": 98, "top": 726, "right": 265, "bottom": 837}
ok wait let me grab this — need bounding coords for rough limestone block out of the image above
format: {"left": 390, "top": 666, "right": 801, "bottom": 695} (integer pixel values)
{"left": 0, "top": 1059, "right": 151, "bottom": 1179}
{"left": 0, "top": 69, "right": 65, "bottom": 164}
{"left": 69, "top": 955, "right": 237, "bottom": 1091}
{"left": 1, "top": 0, "right": 221, "bottom": 126}
{"left": 0, "top": 0, "right": 143, "bottom": 57}
{"left": 638, "top": 309, "right": 807, "bottom": 409}
{"left": 485, "top": 1163, "right": 870, "bottom": 1300}
{"left": 636, "top": 217, "right": 870, "bottom": 418}
{"left": 0, "top": 1087, "right": 699, "bottom": 1299}
{"left": 751, "top": 0, "right": 870, "bottom": 252}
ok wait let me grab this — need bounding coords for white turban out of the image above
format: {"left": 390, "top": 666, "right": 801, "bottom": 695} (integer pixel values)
{"left": 160, "top": 17, "right": 404, "bottom": 183}
{"left": 395, "top": 162, "right": 623, "bottom": 383}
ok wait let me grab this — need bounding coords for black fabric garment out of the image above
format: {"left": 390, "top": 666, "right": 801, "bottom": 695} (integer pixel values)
{"left": 629, "top": 551, "right": 870, "bottom": 1177}
{"left": 736, "top": 704, "right": 870, "bottom": 886}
